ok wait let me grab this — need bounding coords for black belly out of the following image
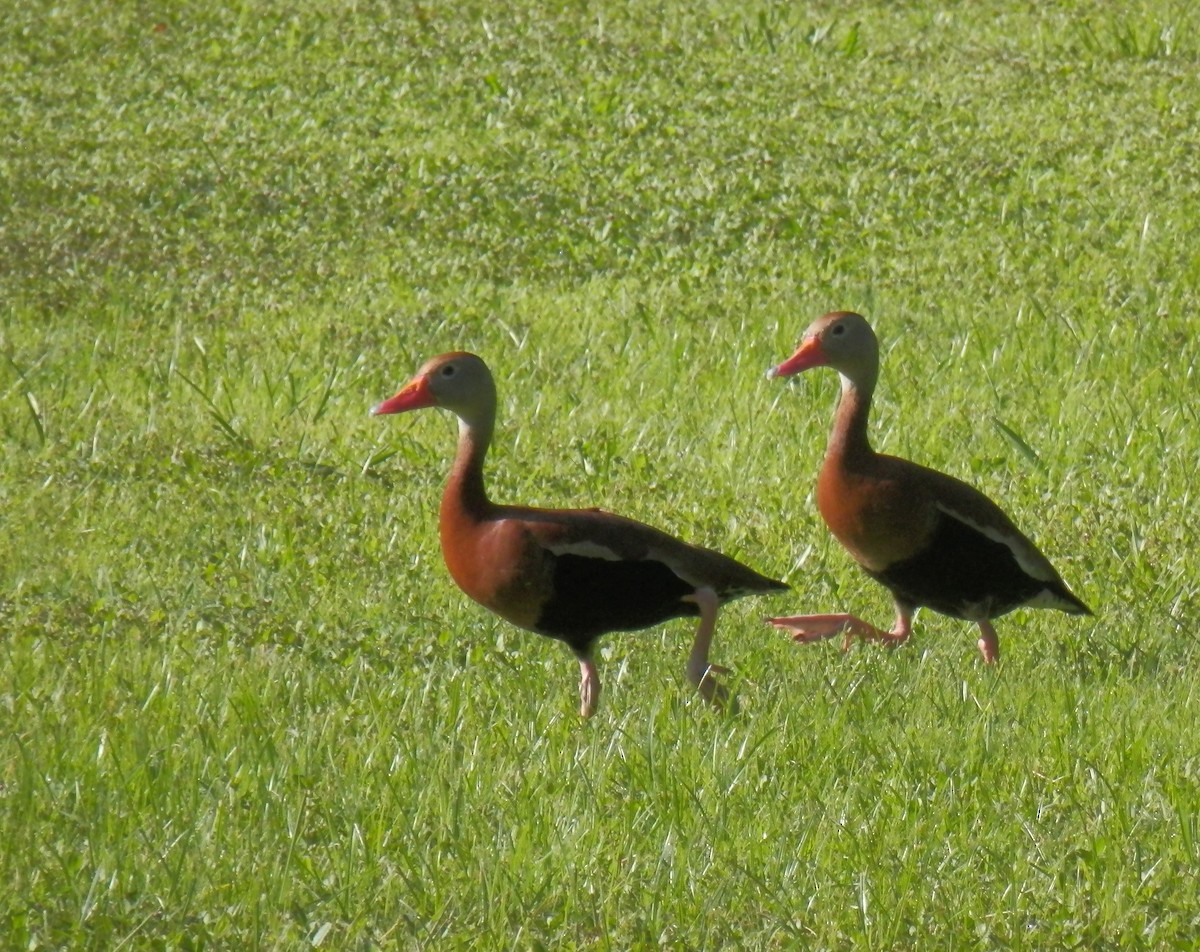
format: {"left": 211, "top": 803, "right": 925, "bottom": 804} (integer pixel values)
{"left": 534, "top": 554, "right": 698, "bottom": 655}
{"left": 867, "top": 516, "right": 1043, "bottom": 621}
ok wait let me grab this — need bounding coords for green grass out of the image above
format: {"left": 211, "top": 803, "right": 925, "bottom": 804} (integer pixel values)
{"left": 3, "top": 0, "right": 1200, "bottom": 947}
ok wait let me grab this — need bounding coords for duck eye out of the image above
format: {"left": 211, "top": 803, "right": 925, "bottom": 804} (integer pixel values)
{"left": 831, "top": 323, "right": 846, "bottom": 336}
{"left": 440, "top": 365, "right": 457, "bottom": 377}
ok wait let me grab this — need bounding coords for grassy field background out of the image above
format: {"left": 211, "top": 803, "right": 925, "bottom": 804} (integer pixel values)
{"left": 3, "top": 1, "right": 1200, "bottom": 947}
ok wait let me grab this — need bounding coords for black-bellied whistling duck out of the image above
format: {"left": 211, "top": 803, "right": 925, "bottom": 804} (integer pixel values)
{"left": 766, "top": 311, "right": 1091, "bottom": 662}
{"left": 372, "top": 352, "right": 787, "bottom": 716}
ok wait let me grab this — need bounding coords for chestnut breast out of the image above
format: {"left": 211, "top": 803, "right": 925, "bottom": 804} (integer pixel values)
{"left": 439, "top": 513, "right": 549, "bottom": 631}
{"left": 816, "top": 454, "right": 937, "bottom": 573}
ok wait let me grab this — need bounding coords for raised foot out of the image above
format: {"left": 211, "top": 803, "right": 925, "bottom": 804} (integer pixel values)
{"left": 767, "top": 613, "right": 910, "bottom": 653}
{"left": 691, "top": 663, "right": 738, "bottom": 714}
{"left": 683, "top": 587, "right": 738, "bottom": 713}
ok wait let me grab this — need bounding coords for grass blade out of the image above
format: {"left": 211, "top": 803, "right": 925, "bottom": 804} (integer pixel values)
{"left": 991, "top": 416, "right": 1044, "bottom": 469}
{"left": 174, "top": 369, "right": 252, "bottom": 450}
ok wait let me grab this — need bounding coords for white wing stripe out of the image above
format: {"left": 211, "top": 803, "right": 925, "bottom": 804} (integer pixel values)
{"left": 933, "top": 501, "right": 1056, "bottom": 583}
{"left": 543, "top": 539, "right": 625, "bottom": 561}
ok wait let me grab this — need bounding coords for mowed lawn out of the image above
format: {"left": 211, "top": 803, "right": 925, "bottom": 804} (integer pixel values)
{"left": 3, "top": 1, "right": 1200, "bottom": 947}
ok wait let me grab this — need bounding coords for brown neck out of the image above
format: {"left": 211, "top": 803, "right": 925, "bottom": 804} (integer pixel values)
{"left": 440, "top": 416, "right": 495, "bottom": 525}
{"left": 826, "top": 371, "right": 876, "bottom": 470}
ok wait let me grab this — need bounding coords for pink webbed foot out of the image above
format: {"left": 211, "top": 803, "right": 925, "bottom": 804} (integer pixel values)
{"left": 767, "top": 612, "right": 912, "bottom": 653}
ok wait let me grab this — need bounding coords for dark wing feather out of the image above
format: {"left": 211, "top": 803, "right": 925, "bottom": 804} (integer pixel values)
{"left": 868, "top": 510, "right": 1048, "bottom": 621}
{"left": 534, "top": 553, "right": 698, "bottom": 654}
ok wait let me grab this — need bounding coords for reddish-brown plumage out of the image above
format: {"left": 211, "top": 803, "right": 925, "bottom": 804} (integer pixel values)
{"left": 373, "top": 352, "right": 786, "bottom": 716}
{"left": 767, "top": 311, "right": 1090, "bottom": 662}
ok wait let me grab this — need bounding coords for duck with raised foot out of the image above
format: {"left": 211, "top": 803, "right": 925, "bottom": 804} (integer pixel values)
{"left": 766, "top": 311, "right": 1090, "bottom": 663}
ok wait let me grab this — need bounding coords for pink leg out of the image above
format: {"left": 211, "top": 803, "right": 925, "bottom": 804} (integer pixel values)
{"left": 976, "top": 621, "right": 1000, "bottom": 663}
{"left": 578, "top": 657, "right": 601, "bottom": 718}
{"left": 768, "top": 607, "right": 913, "bottom": 653}
{"left": 683, "top": 588, "right": 733, "bottom": 712}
